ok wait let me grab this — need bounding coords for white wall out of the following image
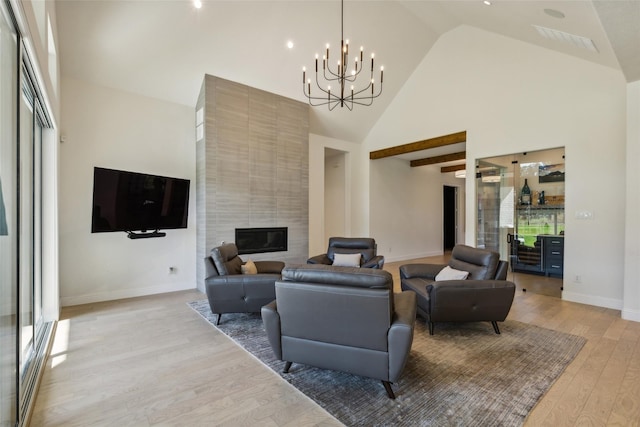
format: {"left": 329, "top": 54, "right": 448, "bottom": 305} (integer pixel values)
{"left": 364, "top": 26, "right": 627, "bottom": 310}
{"left": 624, "top": 81, "right": 640, "bottom": 321}
{"left": 324, "top": 151, "right": 347, "bottom": 241}
{"left": 370, "top": 158, "right": 466, "bottom": 262}
{"left": 59, "top": 77, "right": 196, "bottom": 306}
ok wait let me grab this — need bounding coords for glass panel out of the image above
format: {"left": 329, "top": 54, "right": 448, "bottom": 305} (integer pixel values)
{"left": 19, "top": 85, "right": 34, "bottom": 377}
{"left": 476, "top": 156, "right": 515, "bottom": 261}
{"left": 34, "top": 113, "right": 42, "bottom": 332}
{"left": 0, "top": 2, "right": 18, "bottom": 424}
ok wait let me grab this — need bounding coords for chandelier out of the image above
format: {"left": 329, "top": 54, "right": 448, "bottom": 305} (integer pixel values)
{"left": 302, "top": 0, "right": 384, "bottom": 110}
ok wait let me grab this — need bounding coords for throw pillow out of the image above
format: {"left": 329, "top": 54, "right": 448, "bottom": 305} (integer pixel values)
{"left": 435, "top": 265, "right": 469, "bottom": 281}
{"left": 241, "top": 259, "right": 258, "bottom": 275}
{"left": 332, "top": 252, "right": 361, "bottom": 267}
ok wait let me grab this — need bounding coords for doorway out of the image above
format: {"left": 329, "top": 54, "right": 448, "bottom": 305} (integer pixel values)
{"left": 443, "top": 185, "right": 457, "bottom": 251}
{"left": 476, "top": 148, "right": 565, "bottom": 297}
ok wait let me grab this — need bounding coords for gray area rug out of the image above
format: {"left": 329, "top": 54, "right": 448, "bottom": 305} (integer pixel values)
{"left": 188, "top": 300, "right": 585, "bottom": 426}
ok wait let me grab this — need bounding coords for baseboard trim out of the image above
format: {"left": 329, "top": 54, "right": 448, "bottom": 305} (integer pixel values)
{"left": 384, "top": 250, "right": 443, "bottom": 264}
{"left": 562, "top": 291, "right": 623, "bottom": 311}
{"left": 61, "top": 283, "right": 195, "bottom": 307}
{"left": 622, "top": 308, "right": 640, "bottom": 323}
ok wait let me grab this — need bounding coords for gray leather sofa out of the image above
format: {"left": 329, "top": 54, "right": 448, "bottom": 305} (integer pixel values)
{"left": 204, "top": 242, "right": 284, "bottom": 325}
{"left": 400, "top": 244, "right": 515, "bottom": 335}
{"left": 307, "top": 237, "right": 385, "bottom": 269}
{"left": 261, "top": 264, "right": 417, "bottom": 399}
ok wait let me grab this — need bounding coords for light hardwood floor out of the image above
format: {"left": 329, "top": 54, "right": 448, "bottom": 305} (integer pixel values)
{"left": 31, "top": 256, "right": 640, "bottom": 426}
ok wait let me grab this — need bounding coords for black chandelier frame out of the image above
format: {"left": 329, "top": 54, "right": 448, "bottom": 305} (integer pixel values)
{"left": 302, "top": 0, "right": 384, "bottom": 110}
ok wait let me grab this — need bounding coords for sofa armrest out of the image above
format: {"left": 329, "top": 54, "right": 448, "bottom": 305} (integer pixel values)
{"left": 306, "top": 254, "right": 331, "bottom": 265}
{"left": 254, "top": 260, "right": 285, "bottom": 274}
{"left": 387, "top": 291, "right": 417, "bottom": 382}
{"left": 362, "top": 255, "right": 385, "bottom": 269}
{"left": 428, "top": 280, "right": 516, "bottom": 322}
{"left": 399, "top": 263, "right": 446, "bottom": 280}
{"left": 261, "top": 300, "right": 282, "bottom": 360}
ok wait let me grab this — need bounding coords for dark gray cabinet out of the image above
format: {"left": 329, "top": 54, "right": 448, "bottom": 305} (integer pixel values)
{"left": 541, "top": 235, "right": 564, "bottom": 278}
{"left": 510, "top": 234, "right": 564, "bottom": 278}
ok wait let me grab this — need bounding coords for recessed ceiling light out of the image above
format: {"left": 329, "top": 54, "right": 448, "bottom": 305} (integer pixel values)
{"left": 544, "top": 8, "right": 565, "bottom": 19}
{"left": 193, "top": 0, "right": 202, "bottom": 9}
{"left": 483, "top": 0, "right": 492, "bottom": 5}
{"left": 287, "top": 41, "right": 294, "bottom": 49}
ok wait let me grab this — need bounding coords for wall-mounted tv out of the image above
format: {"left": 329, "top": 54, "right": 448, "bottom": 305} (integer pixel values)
{"left": 91, "top": 167, "right": 190, "bottom": 236}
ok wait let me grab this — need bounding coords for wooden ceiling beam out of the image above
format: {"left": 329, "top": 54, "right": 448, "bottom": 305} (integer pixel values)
{"left": 369, "top": 130, "right": 466, "bottom": 160}
{"left": 410, "top": 151, "right": 466, "bottom": 167}
{"left": 441, "top": 164, "right": 466, "bottom": 173}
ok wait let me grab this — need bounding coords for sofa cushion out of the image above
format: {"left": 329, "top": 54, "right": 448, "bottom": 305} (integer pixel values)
{"left": 327, "top": 237, "right": 376, "bottom": 263}
{"left": 333, "top": 252, "right": 362, "bottom": 267}
{"left": 435, "top": 266, "right": 469, "bottom": 281}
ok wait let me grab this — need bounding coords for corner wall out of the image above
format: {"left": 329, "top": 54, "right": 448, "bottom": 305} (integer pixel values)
{"left": 59, "top": 77, "right": 196, "bottom": 306}
{"left": 364, "top": 25, "right": 627, "bottom": 310}
{"left": 624, "top": 80, "right": 640, "bottom": 321}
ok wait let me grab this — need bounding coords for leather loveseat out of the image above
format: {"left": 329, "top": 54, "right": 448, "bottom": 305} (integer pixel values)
{"left": 204, "top": 242, "right": 284, "bottom": 325}
{"left": 307, "top": 237, "right": 385, "bottom": 269}
{"left": 262, "top": 264, "right": 417, "bottom": 399}
{"left": 400, "top": 244, "right": 515, "bottom": 335}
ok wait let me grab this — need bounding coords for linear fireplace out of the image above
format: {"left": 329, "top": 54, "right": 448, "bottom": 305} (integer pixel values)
{"left": 235, "top": 227, "right": 288, "bottom": 255}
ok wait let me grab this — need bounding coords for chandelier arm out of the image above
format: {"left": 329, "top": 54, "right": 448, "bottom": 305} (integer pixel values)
{"left": 351, "top": 88, "right": 383, "bottom": 103}
{"left": 324, "top": 66, "right": 341, "bottom": 80}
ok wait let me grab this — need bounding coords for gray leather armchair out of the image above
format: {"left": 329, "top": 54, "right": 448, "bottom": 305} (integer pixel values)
{"left": 204, "top": 242, "right": 284, "bottom": 325}
{"left": 262, "top": 264, "right": 417, "bottom": 399}
{"left": 400, "top": 245, "right": 515, "bottom": 335}
{"left": 307, "top": 237, "right": 385, "bottom": 269}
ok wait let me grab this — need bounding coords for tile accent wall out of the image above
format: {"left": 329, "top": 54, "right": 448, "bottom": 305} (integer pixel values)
{"left": 196, "top": 75, "right": 309, "bottom": 290}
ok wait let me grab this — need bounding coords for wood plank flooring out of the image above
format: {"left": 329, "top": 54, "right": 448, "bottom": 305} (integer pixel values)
{"left": 30, "top": 256, "right": 640, "bottom": 426}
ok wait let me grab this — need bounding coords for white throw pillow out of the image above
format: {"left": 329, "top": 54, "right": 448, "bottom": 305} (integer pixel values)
{"left": 241, "top": 259, "right": 258, "bottom": 275}
{"left": 332, "top": 253, "right": 362, "bottom": 267}
{"left": 435, "top": 265, "right": 469, "bottom": 281}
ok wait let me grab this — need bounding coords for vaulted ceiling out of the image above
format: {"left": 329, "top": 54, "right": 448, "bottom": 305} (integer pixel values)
{"left": 56, "top": 0, "right": 640, "bottom": 144}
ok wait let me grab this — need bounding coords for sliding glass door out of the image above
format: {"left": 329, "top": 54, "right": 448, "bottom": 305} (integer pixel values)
{"left": 1, "top": 2, "right": 52, "bottom": 424}
{"left": 0, "top": 2, "right": 18, "bottom": 424}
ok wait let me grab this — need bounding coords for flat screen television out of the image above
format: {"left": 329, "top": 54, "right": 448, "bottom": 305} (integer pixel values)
{"left": 91, "top": 167, "right": 190, "bottom": 236}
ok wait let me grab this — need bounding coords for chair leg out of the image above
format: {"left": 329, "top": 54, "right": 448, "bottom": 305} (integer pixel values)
{"left": 216, "top": 314, "right": 221, "bottom": 325}
{"left": 428, "top": 321, "right": 435, "bottom": 335}
{"left": 382, "top": 381, "right": 396, "bottom": 399}
{"left": 283, "top": 361, "right": 292, "bottom": 373}
{"left": 491, "top": 321, "right": 501, "bottom": 334}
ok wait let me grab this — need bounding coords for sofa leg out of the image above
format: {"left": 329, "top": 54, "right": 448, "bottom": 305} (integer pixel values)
{"left": 382, "top": 381, "right": 396, "bottom": 399}
{"left": 428, "top": 322, "right": 435, "bottom": 335}
{"left": 491, "top": 321, "right": 501, "bottom": 334}
{"left": 283, "top": 361, "right": 292, "bottom": 373}
{"left": 216, "top": 314, "right": 221, "bottom": 326}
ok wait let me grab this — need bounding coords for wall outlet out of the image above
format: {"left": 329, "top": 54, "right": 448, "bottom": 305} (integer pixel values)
{"left": 169, "top": 266, "right": 177, "bottom": 274}
{"left": 574, "top": 275, "right": 581, "bottom": 283}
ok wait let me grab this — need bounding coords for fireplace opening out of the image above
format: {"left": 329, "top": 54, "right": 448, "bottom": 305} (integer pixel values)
{"left": 235, "top": 227, "right": 288, "bottom": 255}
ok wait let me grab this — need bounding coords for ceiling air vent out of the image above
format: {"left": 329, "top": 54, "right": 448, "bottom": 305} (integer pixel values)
{"left": 533, "top": 25, "right": 598, "bottom": 52}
